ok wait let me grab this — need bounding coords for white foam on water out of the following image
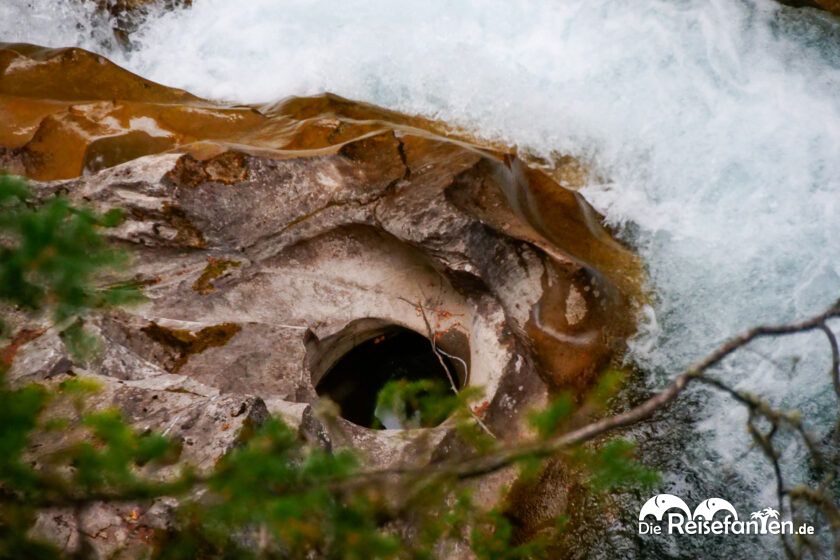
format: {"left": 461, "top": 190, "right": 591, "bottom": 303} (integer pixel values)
{"left": 5, "top": 0, "right": 840, "bottom": 547}
{"left": 2, "top": 1, "right": 100, "bottom": 47}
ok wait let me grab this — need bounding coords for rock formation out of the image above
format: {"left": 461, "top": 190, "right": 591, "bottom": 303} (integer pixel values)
{"left": 778, "top": 0, "right": 840, "bottom": 17}
{"left": 0, "top": 43, "right": 642, "bottom": 556}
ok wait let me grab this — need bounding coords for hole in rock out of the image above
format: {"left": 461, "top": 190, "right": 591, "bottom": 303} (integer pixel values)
{"left": 315, "top": 326, "right": 463, "bottom": 430}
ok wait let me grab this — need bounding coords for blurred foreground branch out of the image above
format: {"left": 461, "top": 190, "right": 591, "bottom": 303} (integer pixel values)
{"left": 1, "top": 173, "right": 838, "bottom": 559}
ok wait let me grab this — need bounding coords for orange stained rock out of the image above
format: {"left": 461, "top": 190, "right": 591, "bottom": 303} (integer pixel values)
{"left": 1, "top": 43, "right": 509, "bottom": 181}
{"left": 0, "top": 42, "right": 645, "bottom": 392}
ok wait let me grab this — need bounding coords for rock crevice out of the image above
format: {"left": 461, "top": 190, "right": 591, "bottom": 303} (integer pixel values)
{"left": 1, "top": 43, "right": 645, "bottom": 557}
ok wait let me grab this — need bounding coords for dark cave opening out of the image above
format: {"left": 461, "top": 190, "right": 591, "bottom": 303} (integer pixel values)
{"left": 314, "top": 326, "right": 463, "bottom": 429}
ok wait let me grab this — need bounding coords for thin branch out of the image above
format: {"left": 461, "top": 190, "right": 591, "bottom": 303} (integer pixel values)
{"left": 819, "top": 323, "right": 840, "bottom": 403}
{"left": 400, "top": 296, "right": 496, "bottom": 439}
{"left": 350, "top": 301, "right": 840, "bottom": 481}
{"left": 11, "top": 300, "right": 840, "bottom": 556}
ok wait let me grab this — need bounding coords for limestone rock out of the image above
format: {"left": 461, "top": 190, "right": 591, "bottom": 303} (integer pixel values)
{"left": 778, "top": 0, "right": 840, "bottom": 17}
{"left": 1, "top": 43, "right": 644, "bottom": 556}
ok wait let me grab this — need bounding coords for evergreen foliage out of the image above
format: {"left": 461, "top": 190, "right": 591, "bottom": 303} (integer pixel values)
{"left": 0, "top": 174, "right": 657, "bottom": 559}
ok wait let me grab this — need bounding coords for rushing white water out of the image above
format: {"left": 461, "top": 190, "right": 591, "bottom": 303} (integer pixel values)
{"left": 4, "top": 0, "right": 840, "bottom": 554}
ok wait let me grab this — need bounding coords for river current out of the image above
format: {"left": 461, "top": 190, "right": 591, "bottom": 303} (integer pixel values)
{"left": 3, "top": 1, "right": 840, "bottom": 556}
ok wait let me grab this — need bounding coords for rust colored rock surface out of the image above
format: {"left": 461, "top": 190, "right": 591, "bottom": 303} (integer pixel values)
{"left": 2, "top": 43, "right": 645, "bottom": 556}
{"left": 778, "top": 0, "right": 840, "bottom": 16}
{"left": 1, "top": 39, "right": 644, "bottom": 418}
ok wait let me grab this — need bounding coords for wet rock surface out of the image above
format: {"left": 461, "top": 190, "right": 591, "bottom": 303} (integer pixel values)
{"left": 1, "top": 43, "right": 643, "bottom": 557}
{"left": 778, "top": 0, "right": 840, "bottom": 17}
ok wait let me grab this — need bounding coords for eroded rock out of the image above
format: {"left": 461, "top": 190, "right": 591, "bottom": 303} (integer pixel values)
{"left": 1, "top": 43, "right": 644, "bottom": 557}
{"left": 778, "top": 0, "right": 840, "bottom": 17}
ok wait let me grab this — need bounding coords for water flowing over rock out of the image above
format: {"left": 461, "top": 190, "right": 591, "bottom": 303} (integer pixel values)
{"left": 1, "top": 43, "right": 643, "bottom": 556}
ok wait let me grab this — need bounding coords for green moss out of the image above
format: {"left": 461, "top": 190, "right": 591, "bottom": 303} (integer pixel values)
{"left": 191, "top": 258, "right": 240, "bottom": 295}
{"left": 141, "top": 322, "right": 241, "bottom": 372}
{"left": 160, "top": 203, "right": 207, "bottom": 249}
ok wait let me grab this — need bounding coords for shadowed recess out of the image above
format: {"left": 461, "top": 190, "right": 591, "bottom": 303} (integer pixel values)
{"left": 315, "top": 326, "right": 461, "bottom": 429}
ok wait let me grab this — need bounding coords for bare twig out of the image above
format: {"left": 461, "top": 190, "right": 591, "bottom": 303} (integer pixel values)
{"left": 340, "top": 301, "right": 840, "bottom": 482}
{"left": 11, "top": 300, "right": 840, "bottom": 557}
{"left": 819, "top": 323, "right": 840, "bottom": 402}
{"left": 400, "top": 296, "right": 496, "bottom": 439}
{"left": 337, "top": 301, "right": 840, "bottom": 560}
